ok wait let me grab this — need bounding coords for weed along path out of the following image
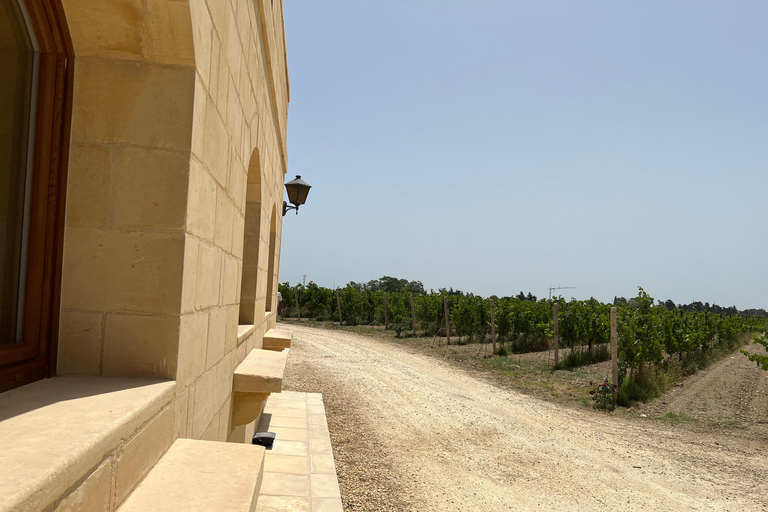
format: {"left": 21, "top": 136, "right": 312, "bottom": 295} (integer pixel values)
{"left": 281, "top": 324, "right": 768, "bottom": 512}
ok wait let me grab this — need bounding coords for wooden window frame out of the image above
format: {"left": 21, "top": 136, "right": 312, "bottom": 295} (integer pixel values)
{"left": 0, "top": 0, "right": 73, "bottom": 393}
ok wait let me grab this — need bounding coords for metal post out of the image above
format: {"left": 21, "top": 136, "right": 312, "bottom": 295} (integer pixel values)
{"left": 384, "top": 293, "right": 388, "bottom": 329}
{"left": 490, "top": 299, "right": 497, "bottom": 355}
{"left": 410, "top": 293, "right": 417, "bottom": 337}
{"left": 553, "top": 303, "right": 559, "bottom": 367}
{"left": 444, "top": 296, "right": 451, "bottom": 345}
{"left": 611, "top": 307, "right": 618, "bottom": 386}
{"left": 336, "top": 290, "right": 342, "bottom": 324}
{"left": 294, "top": 287, "right": 301, "bottom": 321}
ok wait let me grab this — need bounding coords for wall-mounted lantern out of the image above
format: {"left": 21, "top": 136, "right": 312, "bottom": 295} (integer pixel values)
{"left": 282, "top": 175, "right": 311, "bottom": 216}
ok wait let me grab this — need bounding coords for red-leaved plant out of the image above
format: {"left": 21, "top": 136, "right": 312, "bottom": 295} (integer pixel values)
{"left": 589, "top": 374, "right": 617, "bottom": 411}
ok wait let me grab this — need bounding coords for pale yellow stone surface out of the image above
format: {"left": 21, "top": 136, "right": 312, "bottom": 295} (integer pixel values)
{"left": 258, "top": 393, "right": 343, "bottom": 512}
{"left": 264, "top": 455, "right": 308, "bottom": 475}
{"left": 259, "top": 473, "right": 310, "bottom": 497}
{"left": 0, "top": 377, "right": 174, "bottom": 512}
{"left": 312, "top": 498, "right": 344, "bottom": 512}
{"left": 146, "top": 0, "right": 195, "bottom": 66}
{"left": 191, "top": 367, "right": 219, "bottom": 438}
{"left": 206, "top": 307, "right": 228, "bottom": 370}
{"left": 232, "top": 348, "right": 287, "bottom": 394}
{"left": 117, "top": 439, "right": 265, "bottom": 512}
{"left": 112, "top": 147, "right": 189, "bottom": 229}
{"left": 176, "top": 312, "right": 209, "bottom": 389}
{"left": 262, "top": 328, "right": 291, "bottom": 351}
{"left": 61, "top": 228, "right": 184, "bottom": 315}
{"left": 180, "top": 235, "right": 199, "bottom": 315}
{"left": 256, "top": 496, "right": 310, "bottom": 512}
{"left": 187, "top": 158, "right": 217, "bottom": 241}
{"left": 72, "top": 58, "right": 194, "bottom": 150}
{"left": 54, "top": 459, "right": 112, "bottom": 512}
{"left": 115, "top": 405, "right": 175, "bottom": 505}
{"left": 103, "top": 314, "right": 180, "bottom": 379}
{"left": 65, "top": 142, "right": 111, "bottom": 226}
{"left": 57, "top": 311, "right": 103, "bottom": 376}
{"left": 195, "top": 242, "right": 222, "bottom": 309}
{"left": 63, "top": 0, "right": 146, "bottom": 59}
{"left": 174, "top": 386, "right": 191, "bottom": 439}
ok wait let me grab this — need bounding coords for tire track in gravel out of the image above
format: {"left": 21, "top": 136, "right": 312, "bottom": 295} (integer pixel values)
{"left": 281, "top": 324, "right": 768, "bottom": 512}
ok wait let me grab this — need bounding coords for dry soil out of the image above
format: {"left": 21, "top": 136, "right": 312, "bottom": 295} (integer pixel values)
{"left": 282, "top": 324, "right": 768, "bottom": 512}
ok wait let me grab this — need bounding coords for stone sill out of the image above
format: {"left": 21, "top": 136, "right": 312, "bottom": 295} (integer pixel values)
{"left": 237, "top": 324, "right": 256, "bottom": 345}
{"left": 0, "top": 376, "right": 175, "bottom": 512}
{"left": 117, "top": 439, "right": 265, "bottom": 512}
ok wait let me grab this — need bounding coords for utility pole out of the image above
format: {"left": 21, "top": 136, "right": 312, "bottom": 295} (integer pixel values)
{"left": 548, "top": 285, "right": 576, "bottom": 300}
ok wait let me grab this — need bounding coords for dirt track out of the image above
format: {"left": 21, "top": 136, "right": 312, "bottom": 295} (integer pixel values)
{"left": 282, "top": 324, "right": 768, "bottom": 512}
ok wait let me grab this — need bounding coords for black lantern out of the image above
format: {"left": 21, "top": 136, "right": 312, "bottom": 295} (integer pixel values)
{"left": 283, "top": 175, "right": 311, "bottom": 216}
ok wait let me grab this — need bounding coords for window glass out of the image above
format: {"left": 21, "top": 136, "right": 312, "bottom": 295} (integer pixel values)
{"left": 0, "top": 0, "right": 37, "bottom": 345}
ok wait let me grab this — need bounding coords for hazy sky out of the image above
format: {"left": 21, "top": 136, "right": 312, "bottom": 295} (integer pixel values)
{"left": 279, "top": 1, "right": 767, "bottom": 309}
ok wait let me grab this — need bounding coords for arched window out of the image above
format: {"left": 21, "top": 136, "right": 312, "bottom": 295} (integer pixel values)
{"left": 239, "top": 148, "right": 262, "bottom": 325}
{"left": 0, "top": 0, "right": 72, "bottom": 392}
{"left": 265, "top": 206, "right": 277, "bottom": 313}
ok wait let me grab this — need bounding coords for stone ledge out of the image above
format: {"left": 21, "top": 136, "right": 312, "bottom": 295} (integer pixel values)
{"left": 237, "top": 324, "right": 256, "bottom": 345}
{"left": 0, "top": 376, "right": 175, "bottom": 512}
{"left": 231, "top": 349, "right": 288, "bottom": 426}
{"left": 233, "top": 348, "right": 287, "bottom": 394}
{"left": 118, "top": 439, "right": 265, "bottom": 512}
{"left": 262, "top": 328, "right": 291, "bottom": 351}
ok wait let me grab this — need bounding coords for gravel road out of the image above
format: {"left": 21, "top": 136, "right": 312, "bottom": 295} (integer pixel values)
{"left": 281, "top": 324, "right": 768, "bottom": 512}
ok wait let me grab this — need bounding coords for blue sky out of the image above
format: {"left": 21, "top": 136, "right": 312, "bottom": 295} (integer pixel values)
{"left": 279, "top": 1, "right": 767, "bottom": 309}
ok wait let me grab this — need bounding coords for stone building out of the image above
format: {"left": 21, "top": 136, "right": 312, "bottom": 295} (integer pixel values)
{"left": 0, "top": 0, "right": 338, "bottom": 510}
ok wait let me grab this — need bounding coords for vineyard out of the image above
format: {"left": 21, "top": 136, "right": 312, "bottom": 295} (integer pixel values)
{"left": 280, "top": 279, "right": 768, "bottom": 404}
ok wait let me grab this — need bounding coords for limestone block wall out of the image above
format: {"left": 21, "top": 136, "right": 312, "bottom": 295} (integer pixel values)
{"left": 55, "top": 0, "right": 290, "bottom": 445}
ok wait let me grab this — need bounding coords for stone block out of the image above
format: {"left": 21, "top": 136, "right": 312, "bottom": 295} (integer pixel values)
{"left": 65, "top": 142, "right": 110, "bottom": 226}
{"left": 190, "top": 74, "right": 208, "bottom": 163}
{"left": 222, "top": 254, "right": 239, "bottom": 306}
{"left": 53, "top": 459, "right": 112, "bottom": 512}
{"left": 259, "top": 473, "right": 309, "bottom": 497}
{"left": 204, "top": 101, "right": 230, "bottom": 187}
{"left": 174, "top": 386, "right": 190, "bottom": 439}
{"left": 115, "top": 405, "right": 175, "bottom": 505}
{"left": 191, "top": 367, "right": 218, "bottom": 438}
{"left": 214, "top": 187, "right": 234, "bottom": 252}
{"left": 189, "top": 0, "right": 212, "bottom": 86}
{"left": 113, "top": 146, "right": 189, "bottom": 230}
{"left": 103, "top": 314, "right": 180, "bottom": 379}
{"left": 218, "top": 396, "right": 232, "bottom": 441}
{"left": 177, "top": 311, "right": 209, "bottom": 389}
{"left": 195, "top": 242, "right": 222, "bottom": 309}
{"left": 206, "top": 307, "right": 227, "bottom": 370}
{"left": 147, "top": 0, "right": 195, "bottom": 66}
{"left": 231, "top": 211, "right": 245, "bottom": 259}
{"left": 57, "top": 311, "right": 103, "bottom": 376}
{"left": 215, "top": 350, "right": 234, "bottom": 411}
{"left": 116, "top": 439, "right": 265, "bottom": 512}
{"left": 225, "top": 305, "right": 239, "bottom": 354}
{"left": 63, "top": 0, "right": 146, "bottom": 59}
{"left": 187, "top": 158, "right": 217, "bottom": 242}
{"left": 255, "top": 495, "right": 310, "bottom": 512}
{"left": 200, "top": 413, "right": 220, "bottom": 441}
{"left": 72, "top": 58, "right": 194, "bottom": 151}
{"left": 60, "top": 228, "right": 184, "bottom": 315}
{"left": 180, "top": 235, "right": 199, "bottom": 315}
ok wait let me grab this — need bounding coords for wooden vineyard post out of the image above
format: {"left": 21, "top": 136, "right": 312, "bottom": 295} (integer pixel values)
{"left": 336, "top": 290, "right": 342, "bottom": 324}
{"left": 410, "top": 293, "right": 417, "bottom": 337}
{"left": 490, "top": 299, "right": 497, "bottom": 354}
{"left": 553, "top": 303, "right": 559, "bottom": 367}
{"left": 611, "top": 307, "right": 618, "bottom": 386}
{"left": 443, "top": 297, "right": 451, "bottom": 345}
{"left": 294, "top": 287, "right": 301, "bottom": 321}
{"left": 384, "top": 293, "right": 388, "bottom": 329}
